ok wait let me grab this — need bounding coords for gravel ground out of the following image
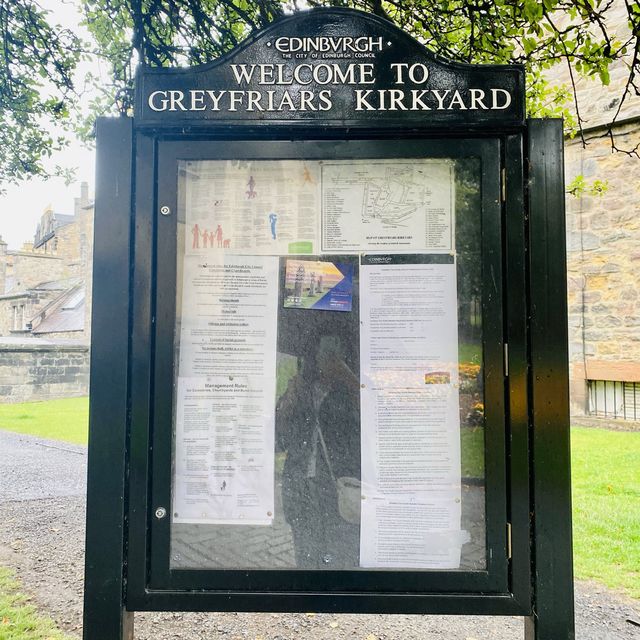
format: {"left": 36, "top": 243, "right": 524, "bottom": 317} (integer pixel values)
{"left": 1, "top": 430, "right": 638, "bottom": 640}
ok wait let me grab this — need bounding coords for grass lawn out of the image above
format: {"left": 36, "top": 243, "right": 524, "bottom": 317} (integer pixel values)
{"left": 459, "top": 341, "right": 481, "bottom": 364}
{"left": 0, "top": 397, "right": 88, "bottom": 445}
{"left": 461, "top": 427, "right": 484, "bottom": 478}
{"left": 461, "top": 425, "right": 640, "bottom": 598}
{"left": 0, "top": 567, "right": 73, "bottom": 639}
{"left": 572, "top": 426, "right": 640, "bottom": 598}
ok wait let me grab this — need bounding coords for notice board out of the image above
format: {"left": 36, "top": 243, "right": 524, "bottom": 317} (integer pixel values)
{"left": 84, "top": 9, "right": 573, "bottom": 640}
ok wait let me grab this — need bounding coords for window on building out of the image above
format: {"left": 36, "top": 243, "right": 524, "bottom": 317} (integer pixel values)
{"left": 12, "top": 304, "right": 25, "bottom": 331}
{"left": 588, "top": 379, "right": 640, "bottom": 421}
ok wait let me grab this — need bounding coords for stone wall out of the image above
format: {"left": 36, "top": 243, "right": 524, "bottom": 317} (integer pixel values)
{"left": 0, "top": 238, "right": 6, "bottom": 295}
{"left": 52, "top": 206, "right": 93, "bottom": 279}
{"left": 0, "top": 289, "right": 61, "bottom": 336}
{"left": 565, "top": 120, "right": 640, "bottom": 415}
{"left": 0, "top": 182, "right": 94, "bottom": 343}
{"left": 543, "top": 0, "right": 640, "bottom": 418}
{"left": 8, "top": 252, "right": 65, "bottom": 292}
{"left": 0, "top": 338, "right": 89, "bottom": 403}
{"left": 81, "top": 204, "right": 94, "bottom": 341}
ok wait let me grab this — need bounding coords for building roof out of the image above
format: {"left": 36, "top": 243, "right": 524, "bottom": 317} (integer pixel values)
{"left": 0, "top": 277, "right": 82, "bottom": 300}
{"left": 33, "top": 212, "right": 76, "bottom": 248}
{"left": 33, "top": 277, "right": 82, "bottom": 291}
{"left": 31, "top": 284, "right": 85, "bottom": 335}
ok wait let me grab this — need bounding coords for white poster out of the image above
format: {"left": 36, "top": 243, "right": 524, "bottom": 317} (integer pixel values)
{"left": 359, "top": 255, "right": 464, "bottom": 568}
{"left": 321, "top": 159, "right": 454, "bottom": 254}
{"left": 173, "top": 254, "right": 279, "bottom": 525}
{"left": 183, "top": 160, "right": 320, "bottom": 256}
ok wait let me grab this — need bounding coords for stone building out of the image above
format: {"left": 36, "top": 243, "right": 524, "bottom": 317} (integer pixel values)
{"left": 1, "top": 4, "right": 636, "bottom": 412}
{"left": 0, "top": 183, "right": 93, "bottom": 402}
{"left": 0, "top": 182, "right": 94, "bottom": 341}
{"left": 555, "top": 2, "right": 640, "bottom": 420}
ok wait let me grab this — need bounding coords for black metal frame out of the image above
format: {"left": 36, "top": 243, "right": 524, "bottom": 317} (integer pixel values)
{"left": 141, "top": 137, "right": 507, "bottom": 598}
{"left": 525, "top": 120, "right": 574, "bottom": 640}
{"left": 83, "top": 117, "right": 135, "bottom": 640}
{"left": 85, "top": 121, "right": 573, "bottom": 640}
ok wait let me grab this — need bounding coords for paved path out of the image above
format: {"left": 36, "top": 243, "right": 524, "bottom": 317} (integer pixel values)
{"left": 1, "top": 430, "right": 638, "bottom": 640}
{"left": 0, "top": 431, "right": 86, "bottom": 502}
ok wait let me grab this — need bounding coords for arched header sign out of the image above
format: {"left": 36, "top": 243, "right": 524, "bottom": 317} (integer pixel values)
{"left": 135, "top": 10, "right": 524, "bottom": 127}
{"left": 85, "top": 9, "right": 573, "bottom": 640}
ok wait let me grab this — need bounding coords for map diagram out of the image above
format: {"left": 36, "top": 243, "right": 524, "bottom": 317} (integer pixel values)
{"left": 322, "top": 159, "right": 455, "bottom": 253}
{"left": 360, "top": 167, "right": 425, "bottom": 227}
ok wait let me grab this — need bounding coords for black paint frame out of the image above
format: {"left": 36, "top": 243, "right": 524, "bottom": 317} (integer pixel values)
{"left": 84, "top": 122, "right": 573, "bottom": 640}
{"left": 141, "top": 137, "right": 506, "bottom": 598}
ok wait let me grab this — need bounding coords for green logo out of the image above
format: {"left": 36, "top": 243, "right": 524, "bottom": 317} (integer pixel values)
{"left": 287, "top": 241, "right": 313, "bottom": 254}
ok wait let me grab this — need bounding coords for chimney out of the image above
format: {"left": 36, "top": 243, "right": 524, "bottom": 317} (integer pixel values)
{"left": 75, "top": 181, "right": 90, "bottom": 217}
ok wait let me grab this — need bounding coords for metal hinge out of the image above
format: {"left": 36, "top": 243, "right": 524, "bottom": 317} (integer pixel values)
{"left": 501, "top": 167, "right": 506, "bottom": 203}
{"left": 507, "top": 522, "right": 512, "bottom": 560}
{"left": 504, "top": 342, "right": 509, "bottom": 377}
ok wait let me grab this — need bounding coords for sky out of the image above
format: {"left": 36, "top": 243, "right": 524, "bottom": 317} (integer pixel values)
{"left": 0, "top": 0, "right": 98, "bottom": 250}
{"left": 0, "top": 147, "right": 95, "bottom": 250}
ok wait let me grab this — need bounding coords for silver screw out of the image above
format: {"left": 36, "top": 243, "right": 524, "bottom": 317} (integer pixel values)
{"left": 155, "top": 507, "right": 167, "bottom": 519}
{"left": 160, "top": 205, "right": 171, "bottom": 216}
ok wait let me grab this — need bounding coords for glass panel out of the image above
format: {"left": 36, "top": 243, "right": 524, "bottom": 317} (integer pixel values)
{"left": 170, "top": 157, "right": 485, "bottom": 571}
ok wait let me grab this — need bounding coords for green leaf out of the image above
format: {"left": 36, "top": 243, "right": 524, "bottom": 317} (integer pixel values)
{"left": 598, "top": 66, "right": 610, "bottom": 85}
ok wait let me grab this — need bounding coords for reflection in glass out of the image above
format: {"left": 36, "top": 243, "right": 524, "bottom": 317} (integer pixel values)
{"left": 170, "top": 158, "right": 485, "bottom": 571}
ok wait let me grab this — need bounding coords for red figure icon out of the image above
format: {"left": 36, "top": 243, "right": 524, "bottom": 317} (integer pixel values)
{"left": 246, "top": 176, "right": 257, "bottom": 199}
{"left": 215, "top": 225, "right": 223, "bottom": 247}
{"left": 223, "top": 239, "right": 231, "bottom": 248}
{"left": 302, "top": 165, "right": 315, "bottom": 184}
{"left": 202, "top": 229, "right": 209, "bottom": 248}
{"left": 192, "top": 223, "right": 200, "bottom": 249}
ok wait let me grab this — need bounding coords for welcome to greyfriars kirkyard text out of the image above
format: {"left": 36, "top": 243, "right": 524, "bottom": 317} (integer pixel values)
{"left": 147, "top": 59, "right": 513, "bottom": 114}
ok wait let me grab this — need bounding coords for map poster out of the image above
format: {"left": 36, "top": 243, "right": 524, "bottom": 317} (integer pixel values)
{"left": 183, "top": 159, "right": 320, "bottom": 256}
{"left": 283, "top": 259, "right": 353, "bottom": 312}
{"left": 320, "top": 159, "right": 455, "bottom": 254}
